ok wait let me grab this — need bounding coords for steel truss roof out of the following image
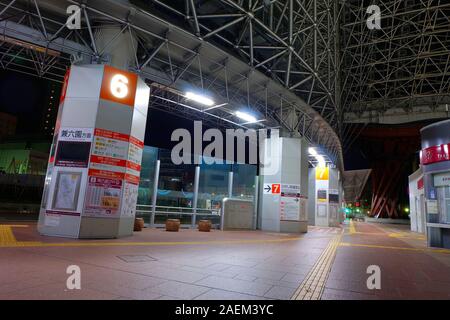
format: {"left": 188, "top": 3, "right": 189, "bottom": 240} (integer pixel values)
{"left": 140, "top": 0, "right": 341, "bottom": 128}
{"left": 341, "top": 0, "right": 450, "bottom": 132}
{"left": 2, "top": 1, "right": 448, "bottom": 169}
{"left": 0, "top": 0, "right": 343, "bottom": 169}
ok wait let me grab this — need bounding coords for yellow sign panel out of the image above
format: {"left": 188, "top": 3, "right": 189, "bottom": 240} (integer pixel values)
{"left": 316, "top": 167, "right": 329, "bottom": 180}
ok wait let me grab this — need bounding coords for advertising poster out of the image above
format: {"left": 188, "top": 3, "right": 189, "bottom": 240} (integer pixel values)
{"left": 86, "top": 130, "right": 144, "bottom": 218}
{"left": 121, "top": 182, "right": 139, "bottom": 218}
{"left": 329, "top": 189, "right": 339, "bottom": 203}
{"left": 84, "top": 176, "right": 122, "bottom": 218}
{"left": 52, "top": 172, "right": 81, "bottom": 211}
{"left": 317, "top": 189, "right": 328, "bottom": 202}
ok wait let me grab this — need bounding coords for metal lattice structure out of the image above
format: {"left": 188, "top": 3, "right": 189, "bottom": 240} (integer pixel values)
{"left": 341, "top": 0, "right": 450, "bottom": 129}
{"left": 141, "top": 0, "right": 341, "bottom": 130}
{"left": 0, "top": 0, "right": 449, "bottom": 168}
{"left": 0, "top": 0, "right": 343, "bottom": 168}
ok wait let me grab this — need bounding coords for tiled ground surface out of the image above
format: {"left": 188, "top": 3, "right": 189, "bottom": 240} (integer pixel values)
{"left": 323, "top": 222, "right": 450, "bottom": 300}
{"left": 1, "top": 221, "right": 450, "bottom": 300}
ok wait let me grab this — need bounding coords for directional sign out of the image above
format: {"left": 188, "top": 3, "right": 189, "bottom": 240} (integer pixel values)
{"left": 272, "top": 184, "right": 281, "bottom": 194}
{"left": 264, "top": 183, "right": 281, "bottom": 194}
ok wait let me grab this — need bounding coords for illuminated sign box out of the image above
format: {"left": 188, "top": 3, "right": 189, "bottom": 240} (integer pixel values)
{"left": 420, "top": 143, "right": 450, "bottom": 165}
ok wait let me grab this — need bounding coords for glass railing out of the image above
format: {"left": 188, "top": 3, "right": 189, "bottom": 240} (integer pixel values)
{"left": 136, "top": 205, "right": 221, "bottom": 227}
{"left": 136, "top": 147, "right": 258, "bottom": 228}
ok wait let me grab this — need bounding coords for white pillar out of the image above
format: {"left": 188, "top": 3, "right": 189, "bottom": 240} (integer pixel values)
{"left": 259, "top": 135, "right": 309, "bottom": 233}
{"left": 37, "top": 64, "right": 150, "bottom": 238}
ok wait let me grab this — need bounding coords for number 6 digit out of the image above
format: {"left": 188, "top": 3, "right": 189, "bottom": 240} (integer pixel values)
{"left": 110, "top": 74, "right": 129, "bottom": 99}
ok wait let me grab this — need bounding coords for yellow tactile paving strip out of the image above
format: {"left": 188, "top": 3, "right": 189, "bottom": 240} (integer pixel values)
{"left": 290, "top": 220, "right": 438, "bottom": 300}
{"left": 341, "top": 221, "right": 450, "bottom": 253}
{"left": 0, "top": 224, "right": 311, "bottom": 248}
{"left": 339, "top": 242, "right": 450, "bottom": 254}
{"left": 349, "top": 220, "right": 357, "bottom": 234}
{"left": 0, "top": 225, "right": 16, "bottom": 244}
{"left": 0, "top": 225, "right": 29, "bottom": 244}
{"left": 291, "top": 231, "right": 343, "bottom": 300}
{"left": 347, "top": 220, "right": 425, "bottom": 240}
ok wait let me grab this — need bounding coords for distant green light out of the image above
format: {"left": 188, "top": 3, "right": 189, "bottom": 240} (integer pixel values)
{"left": 404, "top": 208, "right": 409, "bottom": 213}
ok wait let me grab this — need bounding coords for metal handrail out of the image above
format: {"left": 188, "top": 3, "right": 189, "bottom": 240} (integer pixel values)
{"left": 137, "top": 204, "right": 217, "bottom": 211}
{"left": 136, "top": 205, "right": 220, "bottom": 216}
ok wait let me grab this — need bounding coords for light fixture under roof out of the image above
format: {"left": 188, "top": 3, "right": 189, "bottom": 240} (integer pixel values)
{"left": 309, "top": 147, "right": 326, "bottom": 167}
{"left": 235, "top": 111, "right": 257, "bottom": 123}
{"left": 184, "top": 91, "right": 215, "bottom": 106}
{"left": 316, "top": 155, "right": 326, "bottom": 168}
{"left": 308, "top": 147, "right": 318, "bottom": 156}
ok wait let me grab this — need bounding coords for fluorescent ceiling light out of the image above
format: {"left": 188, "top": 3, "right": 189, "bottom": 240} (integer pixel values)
{"left": 235, "top": 111, "right": 257, "bottom": 123}
{"left": 185, "top": 92, "right": 215, "bottom": 106}
{"left": 309, "top": 147, "right": 326, "bottom": 167}
{"left": 316, "top": 155, "right": 326, "bottom": 168}
{"left": 308, "top": 147, "right": 318, "bottom": 156}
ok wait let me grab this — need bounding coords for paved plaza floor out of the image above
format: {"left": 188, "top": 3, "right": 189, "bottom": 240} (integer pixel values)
{"left": 1, "top": 221, "right": 449, "bottom": 300}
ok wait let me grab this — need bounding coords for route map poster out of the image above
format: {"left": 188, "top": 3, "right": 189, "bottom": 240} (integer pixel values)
{"left": 84, "top": 176, "right": 122, "bottom": 218}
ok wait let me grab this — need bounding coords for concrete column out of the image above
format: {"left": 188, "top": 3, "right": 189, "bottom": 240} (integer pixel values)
{"left": 259, "top": 133, "right": 309, "bottom": 233}
{"left": 309, "top": 166, "right": 342, "bottom": 228}
{"left": 37, "top": 64, "right": 150, "bottom": 239}
{"left": 94, "top": 25, "right": 137, "bottom": 70}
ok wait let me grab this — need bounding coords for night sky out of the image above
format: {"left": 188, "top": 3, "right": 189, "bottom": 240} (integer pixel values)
{"left": 0, "top": 70, "right": 192, "bottom": 145}
{"left": 0, "top": 70, "right": 49, "bottom": 135}
{"left": 1, "top": 69, "right": 372, "bottom": 171}
{"left": 0, "top": 70, "right": 257, "bottom": 163}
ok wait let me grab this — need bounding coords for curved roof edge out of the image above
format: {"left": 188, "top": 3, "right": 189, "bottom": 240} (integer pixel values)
{"left": 18, "top": 0, "right": 344, "bottom": 170}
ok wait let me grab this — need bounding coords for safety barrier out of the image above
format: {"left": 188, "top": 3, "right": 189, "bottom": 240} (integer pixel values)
{"left": 136, "top": 205, "right": 221, "bottom": 228}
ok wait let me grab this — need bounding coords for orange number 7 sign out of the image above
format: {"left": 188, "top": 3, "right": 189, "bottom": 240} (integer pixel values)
{"left": 272, "top": 184, "right": 281, "bottom": 194}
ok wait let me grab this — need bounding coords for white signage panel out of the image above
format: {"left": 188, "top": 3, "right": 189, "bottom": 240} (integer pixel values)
{"left": 59, "top": 127, "right": 94, "bottom": 142}
{"left": 426, "top": 200, "right": 438, "bottom": 214}
{"left": 281, "top": 184, "right": 301, "bottom": 196}
{"left": 434, "top": 172, "right": 450, "bottom": 187}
